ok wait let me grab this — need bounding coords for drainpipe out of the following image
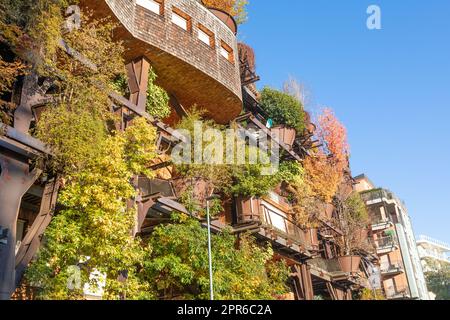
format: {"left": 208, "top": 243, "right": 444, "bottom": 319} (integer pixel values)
{"left": 0, "top": 151, "right": 41, "bottom": 300}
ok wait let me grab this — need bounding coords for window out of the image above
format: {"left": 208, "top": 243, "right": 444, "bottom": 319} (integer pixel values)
{"left": 220, "top": 41, "right": 234, "bottom": 63}
{"left": 15, "top": 219, "right": 26, "bottom": 254}
{"left": 136, "top": 0, "right": 163, "bottom": 15}
{"left": 172, "top": 8, "right": 191, "bottom": 31}
{"left": 197, "top": 24, "right": 214, "bottom": 47}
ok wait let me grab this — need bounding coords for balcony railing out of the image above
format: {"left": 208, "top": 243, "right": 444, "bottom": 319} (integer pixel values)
{"left": 375, "top": 236, "right": 398, "bottom": 253}
{"left": 417, "top": 235, "right": 450, "bottom": 251}
{"left": 260, "top": 203, "right": 311, "bottom": 249}
{"left": 371, "top": 218, "right": 393, "bottom": 231}
{"left": 361, "top": 189, "right": 407, "bottom": 210}
{"left": 361, "top": 189, "right": 391, "bottom": 203}
{"left": 380, "top": 260, "right": 404, "bottom": 275}
{"left": 419, "top": 251, "right": 450, "bottom": 262}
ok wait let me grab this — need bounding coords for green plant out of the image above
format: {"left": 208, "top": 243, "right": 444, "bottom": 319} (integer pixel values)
{"left": 27, "top": 118, "right": 158, "bottom": 300}
{"left": 259, "top": 87, "right": 305, "bottom": 132}
{"left": 25, "top": 10, "right": 159, "bottom": 300}
{"left": 228, "top": 161, "right": 302, "bottom": 198}
{"left": 359, "top": 288, "right": 385, "bottom": 300}
{"left": 334, "top": 192, "right": 370, "bottom": 256}
{"left": 384, "top": 229, "right": 395, "bottom": 238}
{"left": 424, "top": 261, "right": 450, "bottom": 300}
{"left": 175, "top": 108, "right": 232, "bottom": 192}
{"left": 180, "top": 186, "right": 223, "bottom": 217}
{"left": 146, "top": 67, "right": 171, "bottom": 119}
{"left": 144, "top": 215, "right": 290, "bottom": 300}
{"left": 110, "top": 73, "right": 129, "bottom": 97}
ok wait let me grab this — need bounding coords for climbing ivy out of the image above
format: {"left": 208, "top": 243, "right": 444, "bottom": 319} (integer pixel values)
{"left": 146, "top": 67, "right": 171, "bottom": 119}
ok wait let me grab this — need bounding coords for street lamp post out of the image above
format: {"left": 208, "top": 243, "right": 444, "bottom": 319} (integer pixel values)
{"left": 206, "top": 198, "right": 214, "bottom": 301}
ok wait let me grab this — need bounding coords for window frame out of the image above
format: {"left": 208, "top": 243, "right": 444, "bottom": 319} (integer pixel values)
{"left": 197, "top": 24, "right": 215, "bottom": 48}
{"left": 220, "top": 41, "right": 234, "bottom": 64}
{"left": 136, "top": 0, "right": 164, "bottom": 16}
{"left": 171, "top": 7, "right": 192, "bottom": 32}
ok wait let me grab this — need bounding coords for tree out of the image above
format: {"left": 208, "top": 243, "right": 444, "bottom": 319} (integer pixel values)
{"left": 282, "top": 76, "right": 311, "bottom": 109}
{"left": 334, "top": 192, "right": 371, "bottom": 256}
{"left": 27, "top": 118, "right": 158, "bottom": 300}
{"left": 19, "top": 6, "right": 160, "bottom": 300}
{"left": 0, "top": 57, "right": 26, "bottom": 123}
{"left": 145, "top": 215, "right": 290, "bottom": 300}
{"left": 303, "top": 108, "right": 350, "bottom": 203}
{"left": 201, "top": 0, "right": 249, "bottom": 25}
{"left": 425, "top": 261, "right": 450, "bottom": 300}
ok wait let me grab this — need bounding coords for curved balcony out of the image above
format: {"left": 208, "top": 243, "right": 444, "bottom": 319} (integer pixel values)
{"left": 80, "top": 0, "right": 243, "bottom": 124}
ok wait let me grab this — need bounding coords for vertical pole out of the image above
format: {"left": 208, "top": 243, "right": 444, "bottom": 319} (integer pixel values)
{"left": 206, "top": 200, "right": 214, "bottom": 301}
{"left": 0, "top": 152, "right": 41, "bottom": 300}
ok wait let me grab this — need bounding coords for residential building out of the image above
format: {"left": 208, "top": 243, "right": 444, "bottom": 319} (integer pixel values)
{"left": 416, "top": 235, "right": 450, "bottom": 300}
{"left": 354, "top": 174, "right": 429, "bottom": 300}
{"left": 417, "top": 235, "right": 450, "bottom": 272}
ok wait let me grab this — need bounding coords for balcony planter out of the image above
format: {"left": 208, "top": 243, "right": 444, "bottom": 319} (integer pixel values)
{"left": 338, "top": 255, "right": 361, "bottom": 273}
{"left": 272, "top": 125, "right": 297, "bottom": 149}
{"left": 202, "top": 5, "right": 238, "bottom": 35}
{"left": 236, "top": 196, "right": 261, "bottom": 224}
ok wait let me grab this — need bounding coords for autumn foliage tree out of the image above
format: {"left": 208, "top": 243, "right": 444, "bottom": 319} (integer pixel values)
{"left": 288, "top": 108, "right": 350, "bottom": 226}
{"left": 305, "top": 108, "right": 349, "bottom": 203}
{"left": 201, "top": 0, "right": 249, "bottom": 25}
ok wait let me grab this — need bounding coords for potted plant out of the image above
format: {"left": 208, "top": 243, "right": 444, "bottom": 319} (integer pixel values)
{"left": 258, "top": 87, "right": 305, "bottom": 149}
{"left": 271, "top": 125, "right": 297, "bottom": 149}
{"left": 334, "top": 192, "right": 371, "bottom": 273}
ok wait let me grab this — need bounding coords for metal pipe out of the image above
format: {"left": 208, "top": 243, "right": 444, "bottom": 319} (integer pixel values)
{"left": 206, "top": 199, "right": 214, "bottom": 300}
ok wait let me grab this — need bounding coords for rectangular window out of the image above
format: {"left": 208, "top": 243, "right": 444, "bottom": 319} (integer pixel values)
{"left": 220, "top": 41, "right": 234, "bottom": 63}
{"left": 172, "top": 8, "right": 190, "bottom": 31}
{"left": 15, "top": 219, "right": 26, "bottom": 254}
{"left": 197, "top": 24, "right": 214, "bottom": 47}
{"left": 136, "top": 0, "right": 163, "bottom": 15}
{"left": 198, "top": 29, "right": 211, "bottom": 46}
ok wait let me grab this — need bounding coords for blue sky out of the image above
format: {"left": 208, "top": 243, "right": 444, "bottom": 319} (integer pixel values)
{"left": 239, "top": 0, "right": 450, "bottom": 243}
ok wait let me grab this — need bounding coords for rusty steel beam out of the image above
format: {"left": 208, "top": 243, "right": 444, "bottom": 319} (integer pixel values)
{"left": 169, "top": 94, "right": 189, "bottom": 119}
{"left": 0, "top": 151, "right": 41, "bottom": 300}
{"left": 13, "top": 72, "right": 54, "bottom": 134}
{"left": 300, "top": 264, "right": 315, "bottom": 300}
{"left": 15, "top": 179, "right": 60, "bottom": 287}
{"left": 126, "top": 57, "right": 151, "bottom": 114}
{"left": 0, "top": 124, "right": 52, "bottom": 156}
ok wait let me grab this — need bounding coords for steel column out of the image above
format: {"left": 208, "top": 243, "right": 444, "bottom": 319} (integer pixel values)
{"left": 0, "top": 151, "right": 41, "bottom": 300}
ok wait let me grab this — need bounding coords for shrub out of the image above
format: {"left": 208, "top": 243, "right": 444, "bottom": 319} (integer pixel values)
{"left": 259, "top": 87, "right": 305, "bottom": 132}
